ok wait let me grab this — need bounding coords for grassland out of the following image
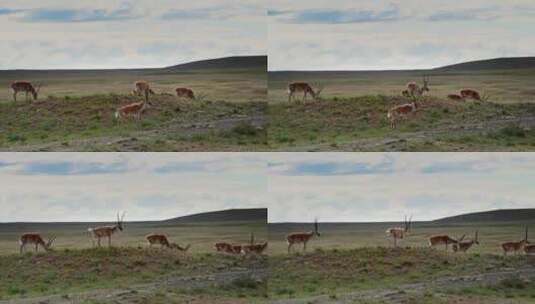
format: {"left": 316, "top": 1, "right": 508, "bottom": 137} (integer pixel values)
{"left": 267, "top": 220, "right": 535, "bottom": 303}
{"left": 0, "top": 219, "right": 267, "bottom": 303}
{"left": 0, "top": 57, "right": 267, "bottom": 151}
{"left": 268, "top": 68, "right": 535, "bottom": 151}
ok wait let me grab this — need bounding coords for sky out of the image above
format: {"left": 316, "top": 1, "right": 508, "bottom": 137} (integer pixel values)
{"left": 0, "top": 153, "right": 267, "bottom": 222}
{"left": 0, "top": 0, "right": 266, "bottom": 69}
{"left": 1, "top": 153, "right": 535, "bottom": 223}
{"left": 268, "top": 0, "right": 535, "bottom": 71}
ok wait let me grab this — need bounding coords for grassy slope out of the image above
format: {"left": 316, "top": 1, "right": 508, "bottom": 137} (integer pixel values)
{"left": 268, "top": 96, "right": 535, "bottom": 151}
{"left": 0, "top": 247, "right": 267, "bottom": 301}
{"left": 269, "top": 247, "right": 529, "bottom": 300}
{"left": 0, "top": 94, "right": 266, "bottom": 151}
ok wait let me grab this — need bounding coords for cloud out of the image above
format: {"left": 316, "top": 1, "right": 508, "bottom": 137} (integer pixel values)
{"left": 0, "top": 8, "right": 20, "bottom": 15}
{"left": 20, "top": 161, "right": 129, "bottom": 175}
{"left": 428, "top": 7, "right": 499, "bottom": 22}
{"left": 271, "top": 6, "right": 400, "bottom": 24}
{"left": 19, "top": 5, "right": 140, "bottom": 23}
{"left": 420, "top": 160, "right": 494, "bottom": 174}
{"left": 270, "top": 156, "right": 395, "bottom": 176}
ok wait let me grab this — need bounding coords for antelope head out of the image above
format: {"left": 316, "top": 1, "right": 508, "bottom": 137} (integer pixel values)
{"left": 422, "top": 76, "right": 430, "bottom": 92}
{"left": 45, "top": 236, "right": 56, "bottom": 251}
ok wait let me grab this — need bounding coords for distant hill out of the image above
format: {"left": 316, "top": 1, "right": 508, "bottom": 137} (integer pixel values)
{"left": 164, "top": 56, "right": 267, "bottom": 71}
{"left": 433, "top": 209, "right": 535, "bottom": 223}
{"left": 163, "top": 208, "right": 267, "bottom": 224}
{"left": 434, "top": 57, "right": 535, "bottom": 72}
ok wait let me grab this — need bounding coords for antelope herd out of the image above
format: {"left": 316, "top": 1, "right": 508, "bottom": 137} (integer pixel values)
{"left": 8, "top": 80, "right": 200, "bottom": 122}
{"left": 284, "top": 76, "right": 488, "bottom": 129}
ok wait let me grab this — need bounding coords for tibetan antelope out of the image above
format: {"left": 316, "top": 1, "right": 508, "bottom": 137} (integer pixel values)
{"left": 453, "top": 230, "right": 479, "bottom": 253}
{"left": 288, "top": 82, "right": 323, "bottom": 103}
{"left": 429, "top": 234, "right": 464, "bottom": 251}
{"left": 405, "top": 76, "right": 429, "bottom": 98}
{"left": 242, "top": 242, "right": 268, "bottom": 255}
{"left": 286, "top": 219, "right": 320, "bottom": 253}
{"left": 460, "top": 89, "right": 486, "bottom": 101}
{"left": 501, "top": 227, "right": 529, "bottom": 256}
{"left": 88, "top": 212, "right": 125, "bottom": 247}
{"left": 11, "top": 81, "right": 41, "bottom": 102}
{"left": 387, "top": 102, "right": 418, "bottom": 129}
{"left": 215, "top": 242, "right": 233, "bottom": 253}
{"left": 176, "top": 88, "right": 195, "bottom": 100}
{"left": 386, "top": 216, "right": 412, "bottom": 247}
{"left": 447, "top": 94, "right": 464, "bottom": 101}
{"left": 115, "top": 99, "right": 152, "bottom": 121}
{"left": 133, "top": 81, "right": 155, "bottom": 101}
{"left": 19, "top": 233, "right": 56, "bottom": 254}
{"left": 146, "top": 233, "right": 190, "bottom": 251}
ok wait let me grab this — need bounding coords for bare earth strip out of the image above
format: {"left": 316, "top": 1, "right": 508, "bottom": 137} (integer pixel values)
{"left": 277, "top": 115, "right": 535, "bottom": 152}
{"left": 0, "top": 269, "right": 267, "bottom": 304}
{"left": 270, "top": 268, "right": 535, "bottom": 304}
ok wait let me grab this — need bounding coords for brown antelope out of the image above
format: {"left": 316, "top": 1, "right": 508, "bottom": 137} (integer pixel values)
{"left": 133, "top": 81, "right": 155, "bottom": 97}
{"left": 429, "top": 234, "right": 465, "bottom": 251}
{"left": 146, "top": 233, "right": 190, "bottom": 251}
{"left": 242, "top": 242, "right": 268, "bottom": 254}
{"left": 288, "top": 82, "right": 323, "bottom": 103}
{"left": 115, "top": 99, "right": 152, "bottom": 121}
{"left": 460, "top": 89, "right": 484, "bottom": 101}
{"left": 11, "top": 81, "right": 41, "bottom": 102}
{"left": 453, "top": 230, "right": 479, "bottom": 253}
{"left": 88, "top": 212, "right": 125, "bottom": 247}
{"left": 176, "top": 88, "right": 195, "bottom": 100}
{"left": 387, "top": 102, "right": 418, "bottom": 129}
{"left": 447, "top": 94, "right": 464, "bottom": 101}
{"left": 215, "top": 242, "right": 233, "bottom": 253}
{"left": 501, "top": 227, "right": 529, "bottom": 256}
{"left": 386, "top": 216, "right": 412, "bottom": 247}
{"left": 286, "top": 219, "right": 320, "bottom": 253}
{"left": 405, "top": 76, "right": 429, "bottom": 98}
{"left": 19, "top": 233, "right": 56, "bottom": 254}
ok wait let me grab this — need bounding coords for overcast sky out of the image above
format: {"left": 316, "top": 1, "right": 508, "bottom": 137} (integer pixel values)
{"left": 1, "top": 153, "right": 534, "bottom": 223}
{"left": 268, "top": 0, "right": 535, "bottom": 71}
{"left": 0, "top": 153, "right": 267, "bottom": 222}
{"left": 0, "top": 0, "right": 266, "bottom": 69}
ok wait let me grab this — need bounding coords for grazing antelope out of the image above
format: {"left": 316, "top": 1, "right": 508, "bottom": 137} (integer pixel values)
{"left": 242, "top": 242, "right": 268, "bottom": 255}
{"left": 386, "top": 216, "right": 412, "bottom": 247}
{"left": 215, "top": 242, "right": 233, "bottom": 253}
{"left": 387, "top": 102, "right": 418, "bottom": 129}
{"left": 501, "top": 227, "right": 529, "bottom": 256}
{"left": 429, "top": 234, "right": 464, "bottom": 251}
{"left": 405, "top": 76, "right": 429, "bottom": 98}
{"left": 286, "top": 219, "right": 320, "bottom": 253}
{"left": 453, "top": 231, "right": 479, "bottom": 253}
{"left": 133, "top": 81, "right": 155, "bottom": 101}
{"left": 447, "top": 94, "right": 464, "bottom": 101}
{"left": 146, "top": 234, "right": 191, "bottom": 251}
{"left": 460, "top": 89, "right": 486, "bottom": 101}
{"left": 115, "top": 99, "right": 151, "bottom": 121}
{"left": 176, "top": 88, "right": 195, "bottom": 100}
{"left": 11, "top": 81, "right": 41, "bottom": 102}
{"left": 88, "top": 212, "right": 125, "bottom": 247}
{"left": 19, "top": 233, "right": 56, "bottom": 254}
{"left": 288, "top": 82, "right": 323, "bottom": 103}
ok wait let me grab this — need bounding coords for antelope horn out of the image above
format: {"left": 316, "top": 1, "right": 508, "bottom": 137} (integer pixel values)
{"left": 121, "top": 211, "right": 126, "bottom": 222}
{"left": 314, "top": 218, "right": 319, "bottom": 233}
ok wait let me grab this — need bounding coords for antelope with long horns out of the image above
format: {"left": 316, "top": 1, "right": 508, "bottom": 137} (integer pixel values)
{"left": 288, "top": 82, "right": 323, "bottom": 103}
{"left": 453, "top": 231, "right": 479, "bottom": 253}
{"left": 386, "top": 216, "right": 412, "bottom": 247}
{"left": 405, "top": 76, "right": 429, "bottom": 98}
{"left": 88, "top": 212, "right": 125, "bottom": 247}
{"left": 429, "top": 234, "right": 465, "bottom": 251}
{"left": 502, "top": 227, "right": 530, "bottom": 256}
{"left": 11, "top": 81, "right": 41, "bottom": 102}
{"left": 19, "top": 233, "right": 56, "bottom": 254}
{"left": 387, "top": 102, "right": 418, "bottom": 129}
{"left": 286, "top": 219, "right": 320, "bottom": 253}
